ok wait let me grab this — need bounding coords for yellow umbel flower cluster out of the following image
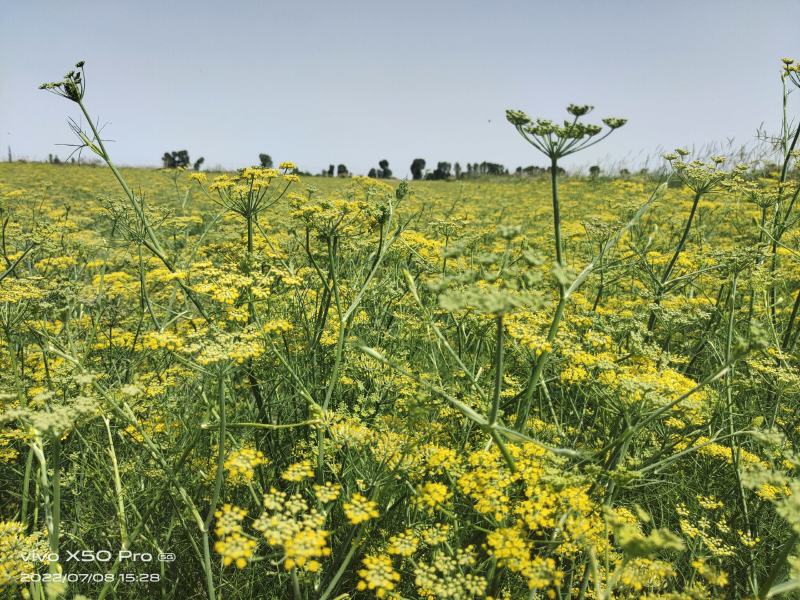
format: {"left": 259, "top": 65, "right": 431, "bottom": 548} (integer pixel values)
{"left": 224, "top": 447, "right": 267, "bottom": 484}
{"left": 214, "top": 533, "right": 257, "bottom": 570}
{"left": 343, "top": 493, "right": 380, "bottom": 525}
{"left": 281, "top": 459, "right": 314, "bottom": 482}
{"left": 251, "top": 488, "right": 331, "bottom": 573}
{"left": 357, "top": 554, "right": 401, "bottom": 598}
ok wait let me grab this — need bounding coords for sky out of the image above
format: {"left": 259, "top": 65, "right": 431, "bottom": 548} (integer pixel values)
{"left": 1, "top": 0, "right": 799, "bottom": 177}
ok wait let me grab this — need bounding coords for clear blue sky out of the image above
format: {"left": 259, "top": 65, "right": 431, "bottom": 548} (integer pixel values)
{"left": 2, "top": 0, "right": 798, "bottom": 176}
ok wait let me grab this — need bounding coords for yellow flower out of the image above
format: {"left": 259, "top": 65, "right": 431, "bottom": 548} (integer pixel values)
{"left": 387, "top": 529, "right": 418, "bottom": 557}
{"left": 313, "top": 482, "right": 341, "bottom": 503}
{"left": 224, "top": 447, "right": 267, "bottom": 484}
{"left": 356, "top": 554, "right": 400, "bottom": 598}
{"left": 420, "top": 523, "right": 450, "bottom": 545}
{"left": 281, "top": 459, "right": 314, "bottom": 482}
{"left": 486, "top": 526, "right": 563, "bottom": 590}
{"left": 691, "top": 557, "right": 729, "bottom": 588}
{"left": 343, "top": 493, "right": 379, "bottom": 525}
{"left": 0, "top": 521, "right": 47, "bottom": 586}
{"left": 283, "top": 527, "right": 331, "bottom": 572}
{"left": 142, "top": 330, "right": 184, "bottom": 351}
{"left": 756, "top": 482, "right": 789, "bottom": 501}
{"left": 214, "top": 504, "right": 247, "bottom": 537}
{"left": 214, "top": 532, "right": 257, "bottom": 569}
{"left": 414, "top": 481, "right": 451, "bottom": 513}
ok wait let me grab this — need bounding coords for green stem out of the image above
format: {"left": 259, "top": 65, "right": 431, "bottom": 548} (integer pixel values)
{"left": 489, "top": 314, "right": 504, "bottom": 425}
{"left": 514, "top": 154, "right": 569, "bottom": 430}
{"left": 781, "top": 260, "right": 800, "bottom": 350}
{"left": 759, "top": 532, "right": 798, "bottom": 599}
{"left": 550, "top": 156, "right": 563, "bottom": 267}
{"left": 30, "top": 440, "right": 59, "bottom": 576}
{"left": 319, "top": 528, "right": 364, "bottom": 600}
{"left": 202, "top": 534, "right": 217, "bottom": 600}
{"left": 201, "top": 371, "right": 227, "bottom": 600}
{"left": 104, "top": 417, "right": 129, "bottom": 547}
{"left": 291, "top": 569, "right": 302, "bottom": 600}
{"left": 647, "top": 189, "right": 702, "bottom": 332}
{"left": 220, "top": 420, "right": 321, "bottom": 430}
{"left": 21, "top": 448, "right": 33, "bottom": 528}
{"left": 76, "top": 98, "right": 209, "bottom": 321}
{"left": 723, "top": 272, "right": 754, "bottom": 596}
{"left": 51, "top": 438, "right": 60, "bottom": 568}
{"left": 515, "top": 290, "right": 567, "bottom": 430}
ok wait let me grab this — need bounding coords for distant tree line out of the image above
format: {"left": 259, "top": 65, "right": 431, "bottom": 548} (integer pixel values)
{"left": 28, "top": 148, "right": 630, "bottom": 178}
{"left": 312, "top": 158, "right": 573, "bottom": 180}
{"left": 409, "top": 159, "right": 566, "bottom": 180}
{"left": 147, "top": 149, "right": 603, "bottom": 178}
{"left": 43, "top": 153, "right": 81, "bottom": 165}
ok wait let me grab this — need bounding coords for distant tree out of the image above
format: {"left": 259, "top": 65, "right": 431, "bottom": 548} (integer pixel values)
{"left": 466, "top": 163, "right": 473, "bottom": 177}
{"left": 337, "top": 164, "right": 349, "bottom": 177}
{"left": 378, "top": 159, "right": 392, "bottom": 178}
{"left": 162, "top": 150, "right": 191, "bottom": 169}
{"left": 546, "top": 164, "right": 566, "bottom": 176}
{"left": 258, "top": 154, "right": 273, "bottom": 168}
{"left": 410, "top": 158, "right": 426, "bottom": 180}
{"left": 428, "top": 161, "right": 451, "bottom": 180}
{"left": 328, "top": 164, "right": 335, "bottom": 177}
{"left": 368, "top": 168, "right": 378, "bottom": 178}
{"left": 620, "top": 168, "right": 630, "bottom": 177}
{"left": 474, "top": 161, "right": 505, "bottom": 176}
{"left": 454, "top": 162, "right": 462, "bottom": 179}
{"left": 519, "top": 165, "right": 545, "bottom": 176}
{"left": 193, "top": 157, "right": 205, "bottom": 171}
{"left": 589, "top": 165, "right": 601, "bottom": 178}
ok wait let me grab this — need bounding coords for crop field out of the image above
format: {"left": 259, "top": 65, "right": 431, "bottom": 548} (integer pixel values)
{"left": 3, "top": 59, "right": 800, "bottom": 600}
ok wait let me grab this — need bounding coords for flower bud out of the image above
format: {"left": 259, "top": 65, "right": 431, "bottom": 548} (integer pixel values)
{"left": 567, "top": 104, "right": 593, "bottom": 117}
{"left": 584, "top": 124, "right": 602, "bottom": 136}
{"left": 505, "top": 109, "right": 531, "bottom": 126}
{"left": 602, "top": 117, "right": 627, "bottom": 129}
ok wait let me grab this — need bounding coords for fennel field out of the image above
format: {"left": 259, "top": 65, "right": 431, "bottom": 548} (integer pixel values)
{"left": 2, "top": 60, "right": 800, "bottom": 600}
